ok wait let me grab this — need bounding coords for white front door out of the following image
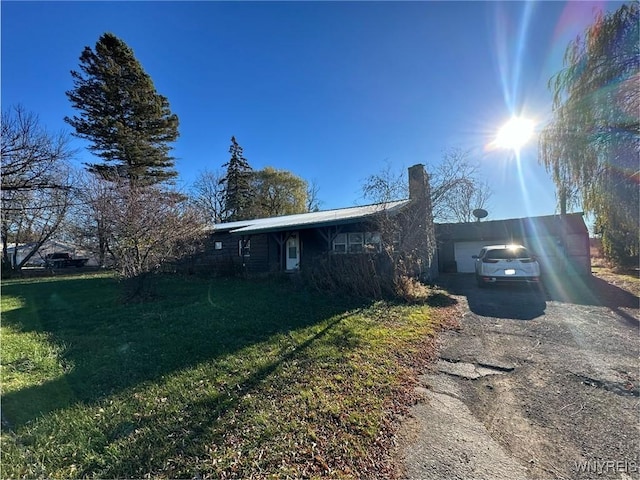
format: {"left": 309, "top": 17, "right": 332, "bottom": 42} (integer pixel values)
{"left": 286, "top": 233, "right": 300, "bottom": 270}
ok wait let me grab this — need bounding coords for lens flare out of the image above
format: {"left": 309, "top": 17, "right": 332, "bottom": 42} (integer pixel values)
{"left": 494, "top": 117, "right": 535, "bottom": 151}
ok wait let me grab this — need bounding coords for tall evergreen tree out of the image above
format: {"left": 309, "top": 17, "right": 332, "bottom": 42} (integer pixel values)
{"left": 220, "top": 136, "right": 254, "bottom": 221}
{"left": 539, "top": 3, "right": 639, "bottom": 265}
{"left": 65, "top": 33, "right": 179, "bottom": 186}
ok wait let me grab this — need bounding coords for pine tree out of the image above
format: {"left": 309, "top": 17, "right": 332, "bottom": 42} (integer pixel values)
{"left": 65, "top": 33, "right": 179, "bottom": 186}
{"left": 220, "top": 136, "right": 253, "bottom": 220}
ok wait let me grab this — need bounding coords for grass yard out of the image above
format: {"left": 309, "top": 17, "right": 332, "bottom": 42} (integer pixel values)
{"left": 1, "top": 272, "right": 455, "bottom": 478}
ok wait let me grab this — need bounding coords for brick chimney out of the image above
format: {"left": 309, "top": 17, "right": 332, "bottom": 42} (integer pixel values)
{"left": 406, "top": 164, "right": 438, "bottom": 281}
{"left": 408, "top": 164, "right": 429, "bottom": 201}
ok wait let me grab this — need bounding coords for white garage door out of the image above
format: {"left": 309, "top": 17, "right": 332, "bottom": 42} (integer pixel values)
{"left": 454, "top": 240, "right": 508, "bottom": 273}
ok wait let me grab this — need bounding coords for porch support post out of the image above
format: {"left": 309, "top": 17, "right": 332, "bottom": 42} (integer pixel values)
{"left": 271, "top": 232, "right": 284, "bottom": 271}
{"left": 271, "top": 231, "right": 293, "bottom": 271}
{"left": 240, "top": 235, "right": 251, "bottom": 271}
{"left": 318, "top": 226, "right": 342, "bottom": 251}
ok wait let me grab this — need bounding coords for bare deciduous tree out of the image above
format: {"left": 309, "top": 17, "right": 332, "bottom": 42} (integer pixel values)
{"left": 439, "top": 178, "right": 492, "bottom": 223}
{"left": 306, "top": 179, "right": 322, "bottom": 212}
{"left": 1, "top": 105, "right": 76, "bottom": 271}
{"left": 361, "top": 149, "right": 492, "bottom": 223}
{"left": 361, "top": 161, "right": 408, "bottom": 204}
{"left": 99, "top": 180, "right": 203, "bottom": 300}
{"left": 190, "top": 169, "right": 227, "bottom": 225}
{"left": 64, "top": 172, "right": 116, "bottom": 267}
{"left": 429, "top": 149, "right": 491, "bottom": 222}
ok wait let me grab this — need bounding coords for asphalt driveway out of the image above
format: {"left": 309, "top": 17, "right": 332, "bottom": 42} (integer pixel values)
{"left": 397, "top": 273, "right": 639, "bottom": 480}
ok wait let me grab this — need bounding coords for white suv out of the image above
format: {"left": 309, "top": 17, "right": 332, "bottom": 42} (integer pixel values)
{"left": 473, "top": 245, "right": 540, "bottom": 287}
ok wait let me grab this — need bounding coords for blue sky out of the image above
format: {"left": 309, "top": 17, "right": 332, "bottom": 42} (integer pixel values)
{"left": 1, "top": 1, "right": 624, "bottom": 221}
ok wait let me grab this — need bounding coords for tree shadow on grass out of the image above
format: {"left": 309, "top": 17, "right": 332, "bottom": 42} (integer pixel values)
{"left": 1, "top": 274, "right": 370, "bottom": 429}
{"left": 95, "top": 312, "right": 354, "bottom": 478}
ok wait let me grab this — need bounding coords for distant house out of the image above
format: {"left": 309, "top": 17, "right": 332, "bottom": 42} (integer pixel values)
{"left": 4, "top": 240, "right": 98, "bottom": 267}
{"left": 197, "top": 165, "right": 438, "bottom": 280}
{"left": 436, "top": 213, "right": 591, "bottom": 276}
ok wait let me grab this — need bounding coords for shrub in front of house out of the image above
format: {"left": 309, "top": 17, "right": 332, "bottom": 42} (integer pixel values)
{"left": 303, "top": 251, "right": 431, "bottom": 303}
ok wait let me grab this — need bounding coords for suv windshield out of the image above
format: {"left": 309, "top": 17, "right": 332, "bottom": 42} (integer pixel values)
{"left": 486, "top": 247, "right": 530, "bottom": 260}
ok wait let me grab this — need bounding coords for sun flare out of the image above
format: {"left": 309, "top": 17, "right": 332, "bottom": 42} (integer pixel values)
{"left": 493, "top": 117, "right": 535, "bottom": 151}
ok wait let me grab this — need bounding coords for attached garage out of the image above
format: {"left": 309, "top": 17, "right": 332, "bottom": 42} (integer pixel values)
{"left": 436, "top": 213, "right": 591, "bottom": 277}
{"left": 454, "top": 241, "right": 508, "bottom": 273}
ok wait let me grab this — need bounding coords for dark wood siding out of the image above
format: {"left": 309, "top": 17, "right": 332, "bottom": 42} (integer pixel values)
{"left": 299, "top": 228, "right": 331, "bottom": 270}
{"left": 195, "top": 218, "right": 423, "bottom": 274}
{"left": 181, "top": 232, "right": 277, "bottom": 274}
{"left": 244, "top": 233, "right": 271, "bottom": 273}
{"left": 199, "top": 231, "right": 240, "bottom": 273}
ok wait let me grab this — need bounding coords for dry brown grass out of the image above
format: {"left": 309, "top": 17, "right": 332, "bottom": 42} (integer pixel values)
{"left": 590, "top": 238, "right": 640, "bottom": 298}
{"left": 592, "top": 265, "right": 640, "bottom": 298}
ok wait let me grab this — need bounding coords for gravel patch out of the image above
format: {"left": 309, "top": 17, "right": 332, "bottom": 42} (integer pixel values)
{"left": 396, "top": 273, "right": 640, "bottom": 480}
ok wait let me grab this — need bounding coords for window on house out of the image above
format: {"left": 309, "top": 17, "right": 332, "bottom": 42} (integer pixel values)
{"left": 392, "top": 231, "right": 401, "bottom": 250}
{"left": 332, "top": 231, "right": 382, "bottom": 254}
{"left": 348, "top": 233, "right": 364, "bottom": 253}
{"left": 214, "top": 241, "right": 223, "bottom": 250}
{"left": 333, "top": 233, "right": 347, "bottom": 253}
{"left": 238, "top": 239, "right": 250, "bottom": 257}
{"left": 365, "top": 232, "right": 382, "bottom": 253}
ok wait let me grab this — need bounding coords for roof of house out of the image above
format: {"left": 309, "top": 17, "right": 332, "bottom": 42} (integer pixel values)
{"left": 211, "top": 199, "right": 411, "bottom": 235}
{"left": 435, "top": 212, "right": 588, "bottom": 241}
{"left": 5, "top": 239, "right": 80, "bottom": 253}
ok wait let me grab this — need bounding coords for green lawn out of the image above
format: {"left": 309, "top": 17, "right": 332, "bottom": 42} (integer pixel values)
{"left": 1, "top": 272, "right": 453, "bottom": 478}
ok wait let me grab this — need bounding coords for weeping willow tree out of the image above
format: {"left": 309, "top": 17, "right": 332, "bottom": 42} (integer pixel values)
{"left": 539, "top": 2, "right": 639, "bottom": 266}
